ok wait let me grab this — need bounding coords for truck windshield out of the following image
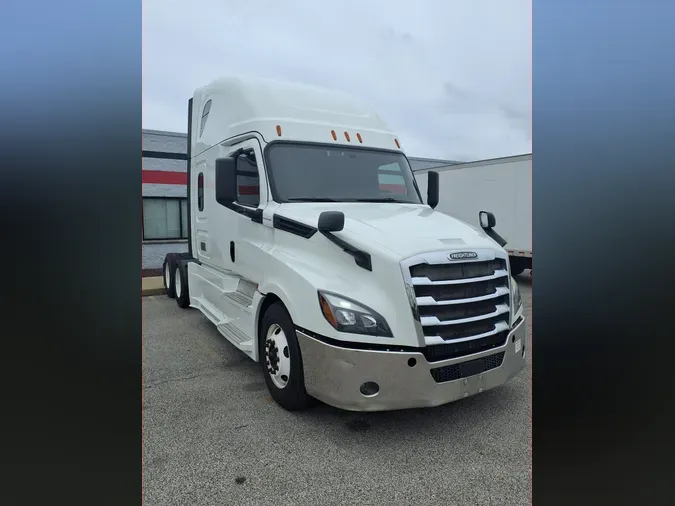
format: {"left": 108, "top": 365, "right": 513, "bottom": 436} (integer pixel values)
{"left": 265, "top": 143, "right": 423, "bottom": 204}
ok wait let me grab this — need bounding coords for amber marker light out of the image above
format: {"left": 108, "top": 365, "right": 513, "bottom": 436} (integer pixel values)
{"left": 319, "top": 293, "right": 337, "bottom": 328}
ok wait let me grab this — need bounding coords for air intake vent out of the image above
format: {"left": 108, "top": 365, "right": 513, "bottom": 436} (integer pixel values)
{"left": 430, "top": 352, "right": 505, "bottom": 383}
{"left": 272, "top": 215, "right": 317, "bottom": 239}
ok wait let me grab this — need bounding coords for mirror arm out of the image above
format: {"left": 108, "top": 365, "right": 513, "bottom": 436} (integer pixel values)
{"left": 320, "top": 231, "right": 372, "bottom": 271}
{"left": 484, "top": 229, "right": 507, "bottom": 248}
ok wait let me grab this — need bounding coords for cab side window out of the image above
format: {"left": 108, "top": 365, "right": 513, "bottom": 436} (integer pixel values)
{"left": 236, "top": 151, "right": 260, "bottom": 207}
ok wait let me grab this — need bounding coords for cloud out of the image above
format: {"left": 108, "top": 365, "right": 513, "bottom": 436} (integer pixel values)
{"left": 143, "top": 0, "right": 531, "bottom": 161}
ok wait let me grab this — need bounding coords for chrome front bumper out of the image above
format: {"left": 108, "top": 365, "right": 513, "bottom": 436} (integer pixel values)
{"left": 297, "top": 317, "right": 527, "bottom": 412}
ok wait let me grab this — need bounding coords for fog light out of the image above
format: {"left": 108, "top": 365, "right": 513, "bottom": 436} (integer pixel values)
{"left": 359, "top": 381, "right": 379, "bottom": 397}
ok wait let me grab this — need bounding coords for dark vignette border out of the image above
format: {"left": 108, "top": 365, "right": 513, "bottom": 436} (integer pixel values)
{"left": 0, "top": 0, "right": 674, "bottom": 504}
{"left": 533, "top": 1, "right": 675, "bottom": 504}
{"left": 0, "top": 1, "right": 142, "bottom": 504}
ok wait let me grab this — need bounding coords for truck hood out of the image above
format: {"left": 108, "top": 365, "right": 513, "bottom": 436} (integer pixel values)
{"left": 275, "top": 202, "right": 499, "bottom": 258}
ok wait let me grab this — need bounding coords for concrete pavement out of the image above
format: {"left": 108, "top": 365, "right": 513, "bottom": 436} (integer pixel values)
{"left": 143, "top": 275, "right": 532, "bottom": 505}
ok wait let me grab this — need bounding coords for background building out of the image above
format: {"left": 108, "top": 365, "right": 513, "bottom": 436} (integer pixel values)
{"left": 142, "top": 129, "right": 461, "bottom": 271}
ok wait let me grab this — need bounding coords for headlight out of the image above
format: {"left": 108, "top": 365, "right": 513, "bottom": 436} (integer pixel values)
{"left": 511, "top": 277, "right": 523, "bottom": 313}
{"left": 318, "top": 291, "right": 393, "bottom": 337}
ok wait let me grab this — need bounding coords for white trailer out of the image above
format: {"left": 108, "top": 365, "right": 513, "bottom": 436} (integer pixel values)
{"left": 414, "top": 154, "right": 532, "bottom": 275}
{"left": 149, "top": 76, "right": 527, "bottom": 412}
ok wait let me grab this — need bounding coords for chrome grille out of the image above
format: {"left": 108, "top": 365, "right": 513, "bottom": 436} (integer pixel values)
{"left": 403, "top": 251, "right": 511, "bottom": 355}
{"left": 418, "top": 295, "right": 509, "bottom": 321}
{"left": 414, "top": 278, "right": 505, "bottom": 302}
{"left": 409, "top": 259, "right": 504, "bottom": 282}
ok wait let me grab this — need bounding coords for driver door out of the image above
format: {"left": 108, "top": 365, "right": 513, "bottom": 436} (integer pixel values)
{"left": 219, "top": 138, "right": 271, "bottom": 284}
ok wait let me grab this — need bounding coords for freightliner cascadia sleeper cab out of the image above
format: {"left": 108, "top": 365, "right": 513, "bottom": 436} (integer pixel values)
{"left": 161, "top": 76, "right": 527, "bottom": 412}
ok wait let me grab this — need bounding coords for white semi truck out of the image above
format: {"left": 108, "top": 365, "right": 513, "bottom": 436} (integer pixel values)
{"left": 158, "top": 76, "right": 527, "bottom": 412}
{"left": 414, "top": 154, "right": 533, "bottom": 275}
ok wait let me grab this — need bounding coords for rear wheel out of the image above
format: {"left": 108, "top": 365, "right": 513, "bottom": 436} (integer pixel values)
{"left": 175, "top": 262, "right": 190, "bottom": 309}
{"left": 163, "top": 254, "right": 177, "bottom": 298}
{"left": 260, "top": 302, "right": 312, "bottom": 411}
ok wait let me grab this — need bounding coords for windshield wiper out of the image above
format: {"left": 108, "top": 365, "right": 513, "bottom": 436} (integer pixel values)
{"left": 286, "top": 197, "right": 338, "bottom": 202}
{"left": 286, "top": 197, "right": 416, "bottom": 203}
{"left": 346, "top": 197, "right": 413, "bottom": 203}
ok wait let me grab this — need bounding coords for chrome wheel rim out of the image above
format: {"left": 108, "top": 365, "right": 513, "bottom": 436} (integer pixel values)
{"left": 175, "top": 267, "right": 182, "bottom": 298}
{"left": 265, "top": 324, "right": 290, "bottom": 389}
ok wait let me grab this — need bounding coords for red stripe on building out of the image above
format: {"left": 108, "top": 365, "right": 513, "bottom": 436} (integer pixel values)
{"left": 142, "top": 170, "right": 187, "bottom": 185}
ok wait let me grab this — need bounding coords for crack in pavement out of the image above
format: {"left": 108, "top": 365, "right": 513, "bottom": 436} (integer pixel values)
{"left": 144, "top": 369, "right": 222, "bottom": 389}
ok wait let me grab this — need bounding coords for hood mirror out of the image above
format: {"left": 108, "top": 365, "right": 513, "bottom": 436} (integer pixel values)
{"left": 318, "top": 211, "right": 345, "bottom": 232}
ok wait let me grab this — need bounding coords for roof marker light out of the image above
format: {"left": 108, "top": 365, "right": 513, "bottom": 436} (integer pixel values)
{"left": 331, "top": 130, "right": 337, "bottom": 140}
{"left": 344, "top": 131, "right": 351, "bottom": 142}
{"left": 356, "top": 133, "right": 363, "bottom": 143}
{"left": 276, "top": 125, "right": 282, "bottom": 136}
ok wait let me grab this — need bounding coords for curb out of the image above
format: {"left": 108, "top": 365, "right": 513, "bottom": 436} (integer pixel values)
{"left": 142, "top": 276, "right": 166, "bottom": 297}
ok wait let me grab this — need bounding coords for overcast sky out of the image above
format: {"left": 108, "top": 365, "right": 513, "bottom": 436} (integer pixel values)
{"left": 143, "top": 0, "right": 530, "bottom": 162}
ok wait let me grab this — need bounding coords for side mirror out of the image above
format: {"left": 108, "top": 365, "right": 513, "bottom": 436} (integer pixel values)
{"left": 318, "top": 211, "right": 345, "bottom": 232}
{"left": 479, "top": 211, "right": 496, "bottom": 230}
{"left": 215, "top": 157, "right": 237, "bottom": 206}
{"left": 478, "top": 210, "right": 507, "bottom": 247}
{"left": 427, "top": 171, "right": 439, "bottom": 209}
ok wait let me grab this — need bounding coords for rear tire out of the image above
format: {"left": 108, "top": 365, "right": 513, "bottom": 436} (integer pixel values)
{"left": 163, "top": 254, "right": 177, "bottom": 298}
{"left": 259, "top": 302, "right": 313, "bottom": 411}
{"left": 175, "top": 262, "right": 190, "bottom": 309}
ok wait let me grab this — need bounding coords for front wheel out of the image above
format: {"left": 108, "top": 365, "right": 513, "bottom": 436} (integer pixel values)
{"left": 260, "top": 302, "right": 313, "bottom": 411}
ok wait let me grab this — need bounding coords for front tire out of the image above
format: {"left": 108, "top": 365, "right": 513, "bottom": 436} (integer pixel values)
{"left": 260, "top": 302, "right": 312, "bottom": 411}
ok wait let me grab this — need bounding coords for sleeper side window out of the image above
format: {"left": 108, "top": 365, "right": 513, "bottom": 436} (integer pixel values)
{"left": 236, "top": 151, "right": 260, "bottom": 208}
{"left": 199, "top": 99, "right": 212, "bottom": 137}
